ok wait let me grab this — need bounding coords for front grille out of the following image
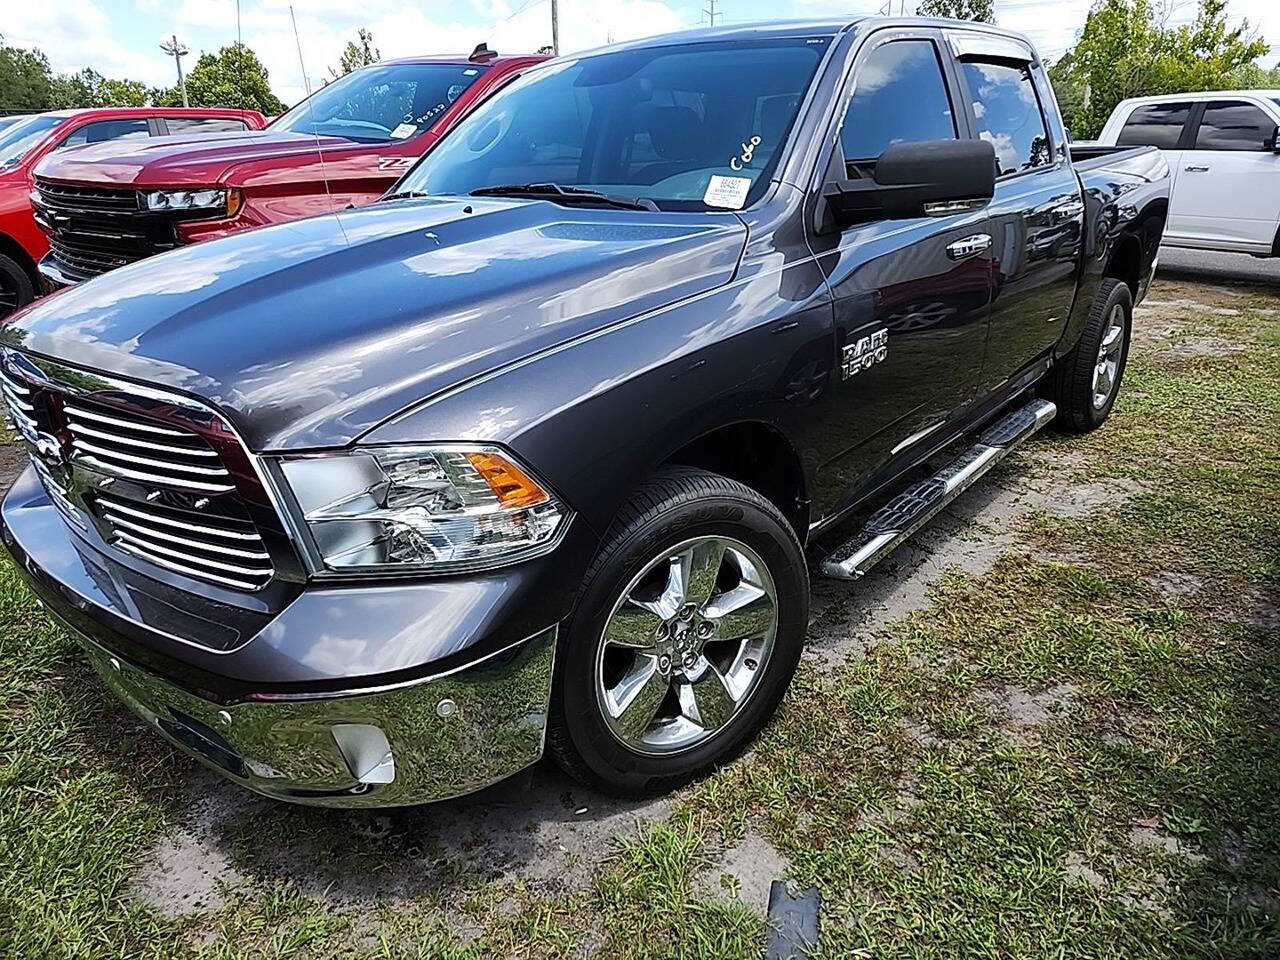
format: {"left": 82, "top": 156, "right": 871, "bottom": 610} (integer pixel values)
{"left": 2, "top": 350, "right": 281, "bottom": 594}
{"left": 32, "top": 180, "right": 139, "bottom": 212}
{"left": 95, "top": 491, "right": 274, "bottom": 591}
{"left": 0, "top": 363, "right": 37, "bottom": 443}
{"left": 65, "top": 399, "right": 236, "bottom": 495}
{"left": 47, "top": 237, "right": 141, "bottom": 277}
{"left": 33, "top": 178, "right": 175, "bottom": 281}
{"left": 31, "top": 456, "right": 87, "bottom": 530}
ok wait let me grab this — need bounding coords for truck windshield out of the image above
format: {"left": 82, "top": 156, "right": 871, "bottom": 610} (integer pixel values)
{"left": 272, "top": 63, "right": 490, "bottom": 143}
{"left": 0, "top": 114, "right": 63, "bottom": 169}
{"left": 395, "top": 37, "right": 830, "bottom": 211}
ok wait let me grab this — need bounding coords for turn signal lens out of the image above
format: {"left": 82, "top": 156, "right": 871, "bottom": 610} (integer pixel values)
{"left": 464, "top": 451, "right": 547, "bottom": 509}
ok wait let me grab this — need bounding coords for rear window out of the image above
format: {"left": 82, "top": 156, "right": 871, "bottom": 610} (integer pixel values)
{"left": 1116, "top": 102, "right": 1190, "bottom": 149}
{"left": 961, "top": 60, "right": 1052, "bottom": 176}
{"left": 1194, "top": 101, "right": 1275, "bottom": 151}
{"left": 164, "top": 117, "right": 249, "bottom": 134}
{"left": 59, "top": 118, "right": 151, "bottom": 148}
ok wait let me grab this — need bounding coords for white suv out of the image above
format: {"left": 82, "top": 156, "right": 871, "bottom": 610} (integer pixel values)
{"left": 1094, "top": 91, "right": 1280, "bottom": 257}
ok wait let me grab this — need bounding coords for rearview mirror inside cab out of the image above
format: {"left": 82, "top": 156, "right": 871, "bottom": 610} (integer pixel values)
{"left": 821, "top": 139, "right": 997, "bottom": 229}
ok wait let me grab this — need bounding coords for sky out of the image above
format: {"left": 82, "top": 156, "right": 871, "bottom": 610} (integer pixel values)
{"left": 4, "top": 0, "right": 1278, "bottom": 108}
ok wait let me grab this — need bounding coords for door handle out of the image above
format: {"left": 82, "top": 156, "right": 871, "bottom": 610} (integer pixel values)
{"left": 946, "top": 233, "right": 992, "bottom": 260}
{"left": 1184, "top": 165, "right": 1210, "bottom": 172}
{"left": 1051, "top": 201, "right": 1085, "bottom": 222}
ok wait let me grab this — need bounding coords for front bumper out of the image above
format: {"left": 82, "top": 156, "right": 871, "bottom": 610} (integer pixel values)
{"left": 79, "top": 624, "right": 555, "bottom": 807}
{"left": 37, "top": 253, "right": 78, "bottom": 293}
{"left": 2, "top": 464, "right": 560, "bottom": 807}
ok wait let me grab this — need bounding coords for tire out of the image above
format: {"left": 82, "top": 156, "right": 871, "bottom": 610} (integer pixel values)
{"left": 546, "top": 467, "right": 808, "bottom": 797}
{"left": 0, "top": 253, "right": 34, "bottom": 320}
{"left": 1047, "top": 277, "right": 1133, "bottom": 433}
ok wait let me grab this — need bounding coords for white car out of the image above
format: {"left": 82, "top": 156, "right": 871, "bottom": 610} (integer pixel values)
{"left": 1093, "top": 91, "right": 1280, "bottom": 257}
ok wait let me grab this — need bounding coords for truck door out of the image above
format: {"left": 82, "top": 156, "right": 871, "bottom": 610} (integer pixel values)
{"left": 954, "top": 44, "right": 1085, "bottom": 395}
{"left": 806, "top": 30, "right": 994, "bottom": 518}
{"left": 1175, "top": 99, "right": 1280, "bottom": 252}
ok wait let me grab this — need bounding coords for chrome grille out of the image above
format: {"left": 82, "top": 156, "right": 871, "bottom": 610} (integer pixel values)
{"left": 0, "top": 364, "right": 38, "bottom": 443}
{"left": 96, "top": 492, "right": 274, "bottom": 591}
{"left": 31, "top": 456, "right": 87, "bottom": 530}
{"left": 65, "top": 400, "right": 237, "bottom": 495}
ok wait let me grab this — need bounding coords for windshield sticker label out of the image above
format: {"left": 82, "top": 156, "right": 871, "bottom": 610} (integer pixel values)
{"left": 704, "top": 175, "right": 752, "bottom": 209}
{"left": 730, "top": 135, "right": 762, "bottom": 171}
{"left": 378, "top": 157, "right": 414, "bottom": 171}
{"left": 390, "top": 123, "right": 418, "bottom": 139}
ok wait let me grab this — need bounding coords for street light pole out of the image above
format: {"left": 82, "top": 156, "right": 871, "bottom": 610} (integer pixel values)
{"left": 551, "top": 0, "right": 560, "bottom": 56}
{"left": 160, "top": 35, "right": 190, "bottom": 107}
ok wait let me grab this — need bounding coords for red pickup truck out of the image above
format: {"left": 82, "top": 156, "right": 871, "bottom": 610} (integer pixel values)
{"left": 31, "top": 49, "right": 546, "bottom": 293}
{"left": 0, "top": 107, "right": 266, "bottom": 317}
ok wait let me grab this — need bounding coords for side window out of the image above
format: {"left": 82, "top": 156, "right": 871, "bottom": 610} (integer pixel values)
{"left": 1116, "top": 102, "right": 1191, "bottom": 149}
{"left": 961, "top": 60, "right": 1052, "bottom": 177}
{"left": 1194, "top": 101, "right": 1275, "bottom": 151}
{"left": 60, "top": 119, "right": 151, "bottom": 148}
{"left": 163, "top": 118, "right": 249, "bottom": 135}
{"left": 840, "top": 40, "right": 956, "bottom": 169}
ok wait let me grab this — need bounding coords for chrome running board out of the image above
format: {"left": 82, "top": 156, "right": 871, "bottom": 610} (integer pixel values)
{"left": 819, "top": 398, "right": 1057, "bottom": 580}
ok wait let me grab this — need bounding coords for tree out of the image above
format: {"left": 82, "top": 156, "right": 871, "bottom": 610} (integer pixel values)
{"left": 1052, "top": 0, "right": 1268, "bottom": 139}
{"left": 330, "top": 28, "right": 380, "bottom": 79}
{"left": 154, "top": 43, "right": 285, "bottom": 115}
{"left": 915, "top": 0, "right": 995, "bottom": 22}
{"left": 1227, "top": 61, "right": 1280, "bottom": 88}
{"left": 0, "top": 37, "right": 53, "bottom": 111}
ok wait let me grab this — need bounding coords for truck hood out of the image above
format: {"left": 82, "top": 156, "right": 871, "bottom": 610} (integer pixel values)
{"left": 6, "top": 197, "right": 747, "bottom": 450}
{"left": 32, "top": 130, "right": 355, "bottom": 187}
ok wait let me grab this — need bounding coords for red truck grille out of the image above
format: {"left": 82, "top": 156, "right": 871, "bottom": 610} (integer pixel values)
{"left": 32, "top": 178, "right": 176, "bottom": 282}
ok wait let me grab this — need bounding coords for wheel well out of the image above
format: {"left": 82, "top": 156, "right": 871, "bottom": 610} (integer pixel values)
{"left": 663, "top": 422, "right": 808, "bottom": 536}
{"left": 1105, "top": 235, "right": 1143, "bottom": 300}
{"left": 0, "top": 233, "right": 39, "bottom": 290}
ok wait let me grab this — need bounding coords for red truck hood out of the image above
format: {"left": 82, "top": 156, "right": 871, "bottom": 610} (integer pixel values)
{"left": 32, "top": 130, "right": 357, "bottom": 188}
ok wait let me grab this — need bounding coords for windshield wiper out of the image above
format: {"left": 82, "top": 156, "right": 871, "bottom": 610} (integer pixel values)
{"left": 470, "top": 183, "right": 657, "bottom": 211}
{"left": 380, "top": 190, "right": 431, "bottom": 203}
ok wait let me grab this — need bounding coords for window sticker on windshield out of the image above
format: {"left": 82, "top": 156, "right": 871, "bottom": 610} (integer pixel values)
{"left": 704, "top": 175, "right": 752, "bottom": 209}
{"left": 730, "top": 135, "right": 762, "bottom": 171}
{"left": 390, "top": 123, "right": 418, "bottom": 139}
{"left": 464, "top": 68, "right": 479, "bottom": 76}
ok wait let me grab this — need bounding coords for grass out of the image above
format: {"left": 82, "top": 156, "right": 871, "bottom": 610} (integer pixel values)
{"left": 0, "top": 285, "right": 1277, "bottom": 958}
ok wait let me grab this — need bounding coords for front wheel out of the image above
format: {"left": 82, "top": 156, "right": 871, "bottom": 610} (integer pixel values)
{"left": 546, "top": 468, "right": 808, "bottom": 797}
{"left": 0, "top": 254, "right": 34, "bottom": 320}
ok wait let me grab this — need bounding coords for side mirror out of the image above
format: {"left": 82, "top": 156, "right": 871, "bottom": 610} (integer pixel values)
{"left": 822, "top": 139, "right": 997, "bottom": 226}
{"left": 1269, "top": 124, "right": 1280, "bottom": 153}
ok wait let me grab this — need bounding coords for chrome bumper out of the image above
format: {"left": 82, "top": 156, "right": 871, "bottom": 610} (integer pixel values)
{"left": 78, "top": 626, "right": 556, "bottom": 807}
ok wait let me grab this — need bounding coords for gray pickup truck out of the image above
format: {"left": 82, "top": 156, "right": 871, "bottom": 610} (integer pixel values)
{"left": 1, "top": 18, "right": 1168, "bottom": 805}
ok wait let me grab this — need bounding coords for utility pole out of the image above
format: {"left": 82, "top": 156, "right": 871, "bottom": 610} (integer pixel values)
{"left": 551, "top": 0, "right": 560, "bottom": 56}
{"left": 160, "top": 35, "right": 189, "bottom": 107}
{"left": 702, "top": 0, "right": 721, "bottom": 26}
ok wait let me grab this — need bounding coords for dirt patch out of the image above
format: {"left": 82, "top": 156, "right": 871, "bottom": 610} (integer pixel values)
{"left": 1161, "top": 335, "right": 1246, "bottom": 361}
{"left": 979, "top": 683, "right": 1078, "bottom": 733}
{"left": 1064, "top": 851, "right": 1106, "bottom": 890}
{"left": 130, "top": 774, "right": 253, "bottom": 917}
{"left": 1128, "top": 824, "right": 1206, "bottom": 862}
{"left": 693, "top": 831, "right": 790, "bottom": 914}
{"left": 1144, "top": 571, "right": 1203, "bottom": 598}
{"left": 0, "top": 438, "right": 26, "bottom": 490}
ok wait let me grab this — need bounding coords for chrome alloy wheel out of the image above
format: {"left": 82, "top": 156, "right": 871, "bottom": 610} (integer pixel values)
{"left": 594, "top": 536, "right": 778, "bottom": 756}
{"left": 1092, "top": 303, "right": 1126, "bottom": 409}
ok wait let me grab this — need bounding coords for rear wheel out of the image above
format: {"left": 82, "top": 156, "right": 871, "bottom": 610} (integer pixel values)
{"left": 0, "top": 254, "right": 34, "bottom": 319}
{"left": 547, "top": 468, "right": 808, "bottom": 797}
{"left": 1047, "top": 277, "right": 1132, "bottom": 432}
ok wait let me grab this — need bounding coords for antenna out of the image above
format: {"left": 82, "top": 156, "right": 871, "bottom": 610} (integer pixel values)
{"left": 288, "top": 6, "right": 341, "bottom": 241}
{"left": 160, "top": 35, "right": 190, "bottom": 107}
{"left": 290, "top": 6, "right": 312, "bottom": 97}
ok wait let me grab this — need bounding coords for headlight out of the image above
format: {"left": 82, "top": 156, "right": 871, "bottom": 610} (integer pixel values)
{"left": 279, "top": 445, "right": 567, "bottom": 573}
{"left": 142, "top": 187, "right": 241, "bottom": 216}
